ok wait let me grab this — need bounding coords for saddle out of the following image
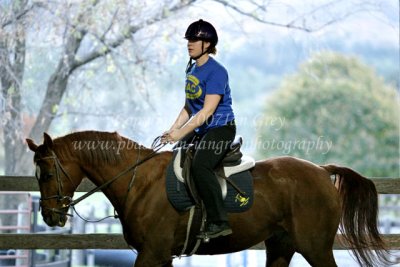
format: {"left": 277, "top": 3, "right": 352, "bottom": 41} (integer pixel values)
{"left": 165, "top": 136, "right": 255, "bottom": 256}
{"left": 173, "top": 136, "right": 255, "bottom": 204}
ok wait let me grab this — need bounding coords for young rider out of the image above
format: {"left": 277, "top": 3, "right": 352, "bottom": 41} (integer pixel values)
{"left": 162, "top": 19, "right": 236, "bottom": 239}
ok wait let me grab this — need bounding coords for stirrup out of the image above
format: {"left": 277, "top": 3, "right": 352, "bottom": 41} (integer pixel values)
{"left": 197, "top": 231, "right": 211, "bottom": 243}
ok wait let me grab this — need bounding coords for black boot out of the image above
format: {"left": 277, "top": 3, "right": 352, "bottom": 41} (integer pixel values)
{"left": 198, "top": 221, "right": 232, "bottom": 239}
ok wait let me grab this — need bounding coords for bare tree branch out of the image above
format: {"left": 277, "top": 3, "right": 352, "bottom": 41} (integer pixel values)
{"left": 27, "top": 2, "right": 95, "bottom": 141}
{"left": 0, "top": 2, "right": 44, "bottom": 28}
{"left": 213, "top": 0, "right": 384, "bottom": 33}
{"left": 212, "top": 0, "right": 314, "bottom": 32}
{"left": 27, "top": 0, "right": 198, "bottom": 142}
{"left": 71, "top": 0, "right": 198, "bottom": 71}
{"left": 320, "top": 6, "right": 383, "bottom": 32}
{"left": 0, "top": 3, "right": 38, "bottom": 28}
{"left": 100, "top": 6, "right": 120, "bottom": 41}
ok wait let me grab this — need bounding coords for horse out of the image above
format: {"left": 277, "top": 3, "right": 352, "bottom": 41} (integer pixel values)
{"left": 25, "top": 131, "right": 390, "bottom": 267}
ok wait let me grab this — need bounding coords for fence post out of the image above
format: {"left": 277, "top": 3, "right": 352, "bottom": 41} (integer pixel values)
{"left": 16, "top": 201, "right": 30, "bottom": 266}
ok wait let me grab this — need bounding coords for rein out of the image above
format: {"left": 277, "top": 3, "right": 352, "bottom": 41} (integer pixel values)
{"left": 38, "top": 136, "right": 166, "bottom": 219}
{"left": 70, "top": 136, "right": 166, "bottom": 207}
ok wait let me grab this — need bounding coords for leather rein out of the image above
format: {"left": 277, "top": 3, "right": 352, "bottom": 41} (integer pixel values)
{"left": 37, "top": 137, "right": 166, "bottom": 219}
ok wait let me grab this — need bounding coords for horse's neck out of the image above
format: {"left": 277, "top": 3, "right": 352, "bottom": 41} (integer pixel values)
{"left": 80, "top": 148, "right": 151, "bottom": 217}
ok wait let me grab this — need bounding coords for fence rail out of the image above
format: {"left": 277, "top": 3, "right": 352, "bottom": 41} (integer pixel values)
{"left": 1, "top": 176, "right": 399, "bottom": 194}
{"left": 0, "top": 233, "right": 399, "bottom": 250}
{"left": 0, "top": 176, "right": 399, "bottom": 250}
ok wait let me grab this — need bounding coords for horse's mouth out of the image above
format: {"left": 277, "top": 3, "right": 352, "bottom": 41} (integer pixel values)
{"left": 43, "top": 211, "right": 68, "bottom": 227}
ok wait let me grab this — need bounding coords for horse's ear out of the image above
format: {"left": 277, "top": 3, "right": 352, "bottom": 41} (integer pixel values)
{"left": 26, "top": 139, "right": 38, "bottom": 152}
{"left": 43, "top": 132, "right": 54, "bottom": 149}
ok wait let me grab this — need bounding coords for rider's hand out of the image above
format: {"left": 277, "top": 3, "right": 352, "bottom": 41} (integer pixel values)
{"left": 167, "top": 129, "right": 183, "bottom": 143}
{"left": 160, "top": 131, "right": 171, "bottom": 144}
{"left": 161, "top": 129, "right": 183, "bottom": 144}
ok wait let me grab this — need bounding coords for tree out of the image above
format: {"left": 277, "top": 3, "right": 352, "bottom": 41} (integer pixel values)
{"left": 0, "top": 0, "right": 29, "bottom": 174}
{"left": 1, "top": 0, "right": 198, "bottom": 175}
{"left": 0, "top": 0, "right": 391, "bottom": 175}
{"left": 257, "top": 51, "right": 399, "bottom": 177}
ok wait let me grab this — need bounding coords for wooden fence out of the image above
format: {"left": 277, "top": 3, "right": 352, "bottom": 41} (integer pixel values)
{"left": 0, "top": 176, "right": 399, "bottom": 250}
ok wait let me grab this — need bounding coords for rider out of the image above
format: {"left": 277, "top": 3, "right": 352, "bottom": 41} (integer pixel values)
{"left": 162, "top": 19, "right": 236, "bottom": 239}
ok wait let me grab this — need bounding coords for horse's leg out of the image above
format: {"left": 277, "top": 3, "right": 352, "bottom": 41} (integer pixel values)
{"left": 301, "top": 249, "right": 337, "bottom": 267}
{"left": 265, "top": 229, "right": 295, "bottom": 267}
{"left": 134, "top": 251, "right": 173, "bottom": 267}
{"left": 292, "top": 208, "right": 339, "bottom": 267}
{"left": 133, "top": 233, "right": 175, "bottom": 267}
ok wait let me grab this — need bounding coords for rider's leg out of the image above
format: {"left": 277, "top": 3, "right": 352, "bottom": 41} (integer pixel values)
{"left": 191, "top": 123, "right": 235, "bottom": 237}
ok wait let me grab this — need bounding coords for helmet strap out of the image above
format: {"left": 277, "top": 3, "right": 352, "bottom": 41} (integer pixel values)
{"left": 186, "top": 58, "right": 194, "bottom": 74}
{"left": 186, "top": 41, "right": 210, "bottom": 73}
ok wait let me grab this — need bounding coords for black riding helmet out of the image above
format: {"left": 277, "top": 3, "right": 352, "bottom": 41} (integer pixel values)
{"left": 184, "top": 19, "right": 218, "bottom": 72}
{"left": 185, "top": 19, "right": 218, "bottom": 47}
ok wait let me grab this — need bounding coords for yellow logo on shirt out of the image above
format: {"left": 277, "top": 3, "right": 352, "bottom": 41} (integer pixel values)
{"left": 186, "top": 75, "right": 202, "bottom": 99}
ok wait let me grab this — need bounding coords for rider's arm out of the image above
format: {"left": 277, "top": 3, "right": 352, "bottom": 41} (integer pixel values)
{"left": 169, "top": 102, "right": 191, "bottom": 131}
{"left": 177, "top": 94, "right": 221, "bottom": 137}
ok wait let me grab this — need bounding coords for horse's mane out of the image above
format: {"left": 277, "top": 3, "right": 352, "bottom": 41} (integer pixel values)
{"left": 52, "top": 131, "right": 149, "bottom": 165}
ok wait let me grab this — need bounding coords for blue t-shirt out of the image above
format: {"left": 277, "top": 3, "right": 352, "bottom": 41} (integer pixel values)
{"left": 185, "top": 57, "right": 235, "bottom": 134}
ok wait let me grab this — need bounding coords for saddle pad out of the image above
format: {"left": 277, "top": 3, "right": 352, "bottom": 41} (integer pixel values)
{"left": 165, "top": 161, "right": 254, "bottom": 213}
{"left": 173, "top": 148, "right": 256, "bottom": 184}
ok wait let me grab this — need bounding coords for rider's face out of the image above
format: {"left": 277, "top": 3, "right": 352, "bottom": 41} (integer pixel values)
{"left": 187, "top": 39, "right": 210, "bottom": 58}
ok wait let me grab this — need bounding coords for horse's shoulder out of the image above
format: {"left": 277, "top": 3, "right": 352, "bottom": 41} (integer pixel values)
{"left": 147, "top": 151, "right": 173, "bottom": 171}
{"left": 159, "top": 151, "right": 173, "bottom": 161}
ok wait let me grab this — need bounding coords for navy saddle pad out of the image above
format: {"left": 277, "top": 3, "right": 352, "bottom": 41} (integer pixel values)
{"left": 165, "top": 159, "right": 254, "bottom": 213}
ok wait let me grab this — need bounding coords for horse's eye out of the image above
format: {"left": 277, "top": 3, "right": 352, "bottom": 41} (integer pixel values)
{"left": 36, "top": 165, "right": 53, "bottom": 181}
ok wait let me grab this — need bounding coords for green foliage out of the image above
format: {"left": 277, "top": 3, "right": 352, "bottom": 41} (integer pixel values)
{"left": 257, "top": 51, "right": 399, "bottom": 177}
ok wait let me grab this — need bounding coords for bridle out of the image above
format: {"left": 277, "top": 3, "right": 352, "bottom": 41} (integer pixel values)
{"left": 35, "top": 137, "right": 166, "bottom": 220}
{"left": 35, "top": 151, "right": 76, "bottom": 217}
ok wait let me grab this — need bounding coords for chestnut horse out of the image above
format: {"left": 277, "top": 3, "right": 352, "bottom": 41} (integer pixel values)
{"left": 26, "top": 131, "right": 390, "bottom": 267}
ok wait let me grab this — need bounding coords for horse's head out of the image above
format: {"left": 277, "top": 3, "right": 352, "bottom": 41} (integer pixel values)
{"left": 26, "top": 133, "right": 81, "bottom": 227}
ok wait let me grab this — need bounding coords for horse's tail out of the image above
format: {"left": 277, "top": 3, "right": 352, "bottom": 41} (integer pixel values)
{"left": 321, "top": 164, "right": 392, "bottom": 267}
